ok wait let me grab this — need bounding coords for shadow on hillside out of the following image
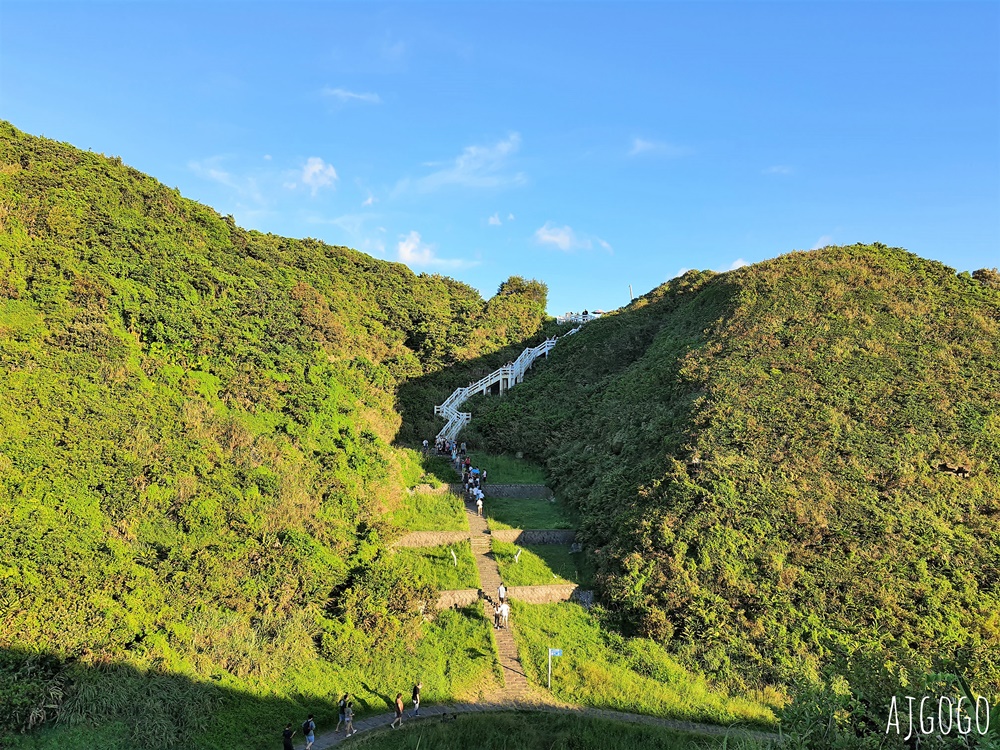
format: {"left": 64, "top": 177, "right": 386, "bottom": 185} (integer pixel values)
{"left": 0, "top": 646, "right": 340, "bottom": 750}
{"left": 394, "top": 322, "right": 573, "bottom": 447}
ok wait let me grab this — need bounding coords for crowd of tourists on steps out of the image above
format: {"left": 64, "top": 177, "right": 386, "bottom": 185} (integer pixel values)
{"left": 280, "top": 682, "right": 423, "bottom": 748}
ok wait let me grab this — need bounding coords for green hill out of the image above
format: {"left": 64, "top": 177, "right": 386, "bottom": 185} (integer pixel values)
{"left": 0, "top": 122, "right": 547, "bottom": 747}
{"left": 469, "top": 245, "right": 1000, "bottom": 718}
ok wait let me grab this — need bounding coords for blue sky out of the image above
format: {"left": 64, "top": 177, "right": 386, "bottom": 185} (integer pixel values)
{"left": 3, "top": 2, "right": 998, "bottom": 315}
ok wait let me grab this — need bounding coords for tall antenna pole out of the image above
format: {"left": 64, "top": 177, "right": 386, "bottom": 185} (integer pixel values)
{"left": 629, "top": 284, "right": 634, "bottom": 301}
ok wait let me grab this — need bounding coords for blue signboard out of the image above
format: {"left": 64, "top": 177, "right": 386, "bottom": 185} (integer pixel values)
{"left": 548, "top": 648, "right": 562, "bottom": 657}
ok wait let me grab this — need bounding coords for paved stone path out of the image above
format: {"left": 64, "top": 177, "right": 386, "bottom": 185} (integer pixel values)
{"left": 308, "top": 463, "right": 782, "bottom": 748}
{"left": 465, "top": 496, "right": 538, "bottom": 703}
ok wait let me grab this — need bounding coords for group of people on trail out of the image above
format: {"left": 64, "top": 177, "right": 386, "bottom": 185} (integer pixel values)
{"left": 429, "top": 437, "right": 467, "bottom": 457}
{"left": 280, "top": 683, "right": 421, "bottom": 747}
{"left": 489, "top": 584, "right": 511, "bottom": 629}
{"left": 462, "top": 460, "right": 488, "bottom": 515}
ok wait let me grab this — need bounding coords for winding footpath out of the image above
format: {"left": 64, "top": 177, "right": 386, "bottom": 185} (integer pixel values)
{"left": 311, "top": 480, "right": 780, "bottom": 747}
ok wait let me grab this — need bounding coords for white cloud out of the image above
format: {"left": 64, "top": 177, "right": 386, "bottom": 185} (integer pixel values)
{"left": 672, "top": 267, "right": 692, "bottom": 279}
{"left": 322, "top": 87, "right": 382, "bottom": 104}
{"left": 534, "top": 222, "right": 612, "bottom": 253}
{"left": 397, "top": 231, "right": 475, "bottom": 269}
{"left": 811, "top": 235, "right": 833, "bottom": 250}
{"left": 405, "top": 133, "right": 525, "bottom": 193}
{"left": 300, "top": 157, "right": 338, "bottom": 195}
{"left": 508, "top": 213, "right": 515, "bottom": 221}
{"left": 763, "top": 165, "right": 794, "bottom": 176}
{"left": 263, "top": 154, "right": 272, "bottom": 161}
{"left": 629, "top": 137, "right": 690, "bottom": 158}
{"left": 362, "top": 192, "right": 376, "bottom": 207}
{"left": 488, "top": 213, "right": 502, "bottom": 226}
{"left": 727, "top": 258, "right": 748, "bottom": 270}
{"left": 535, "top": 223, "right": 579, "bottom": 251}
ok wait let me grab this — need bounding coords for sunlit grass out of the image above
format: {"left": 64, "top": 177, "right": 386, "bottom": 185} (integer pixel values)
{"left": 510, "top": 601, "right": 778, "bottom": 729}
{"left": 388, "top": 490, "right": 468, "bottom": 532}
{"left": 393, "top": 542, "right": 480, "bottom": 590}
{"left": 493, "top": 540, "right": 593, "bottom": 587}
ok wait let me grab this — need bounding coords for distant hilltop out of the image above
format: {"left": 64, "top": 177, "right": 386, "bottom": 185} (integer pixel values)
{"left": 556, "top": 309, "right": 606, "bottom": 324}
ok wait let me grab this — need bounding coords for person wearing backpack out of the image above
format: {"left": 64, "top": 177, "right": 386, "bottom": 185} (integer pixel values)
{"left": 302, "top": 715, "right": 315, "bottom": 749}
{"left": 335, "top": 694, "right": 348, "bottom": 732}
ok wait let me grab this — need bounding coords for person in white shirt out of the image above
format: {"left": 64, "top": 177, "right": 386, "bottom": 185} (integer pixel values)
{"left": 498, "top": 583, "right": 506, "bottom": 602}
{"left": 500, "top": 600, "right": 510, "bottom": 628}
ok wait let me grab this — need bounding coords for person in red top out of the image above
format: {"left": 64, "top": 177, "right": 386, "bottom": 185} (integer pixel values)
{"left": 391, "top": 692, "right": 405, "bottom": 729}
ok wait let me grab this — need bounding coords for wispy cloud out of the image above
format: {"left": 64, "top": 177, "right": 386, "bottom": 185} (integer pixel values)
{"left": 397, "top": 231, "right": 476, "bottom": 269}
{"left": 811, "top": 235, "right": 833, "bottom": 250}
{"left": 401, "top": 133, "right": 525, "bottom": 193}
{"left": 362, "top": 191, "right": 376, "bottom": 207}
{"left": 322, "top": 87, "right": 382, "bottom": 104}
{"left": 488, "top": 213, "right": 501, "bottom": 226}
{"left": 763, "top": 165, "right": 794, "bottom": 176}
{"left": 508, "top": 213, "right": 515, "bottom": 221}
{"left": 727, "top": 258, "right": 748, "bottom": 270}
{"left": 300, "top": 157, "right": 338, "bottom": 195}
{"left": 629, "top": 137, "right": 690, "bottom": 158}
{"left": 188, "top": 156, "right": 264, "bottom": 204}
{"left": 534, "top": 222, "right": 612, "bottom": 253}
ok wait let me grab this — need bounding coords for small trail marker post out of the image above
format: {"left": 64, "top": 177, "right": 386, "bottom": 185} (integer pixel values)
{"left": 548, "top": 647, "right": 562, "bottom": 690}
{"left": 450, "top": 548, "right": 458, "bottom": 567}
{"left": 515, "top": 548, "right": 523, "bottom": 563}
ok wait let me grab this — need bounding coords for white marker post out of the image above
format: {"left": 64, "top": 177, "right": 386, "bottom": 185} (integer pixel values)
{"left": 450, "top": 548, "right": 458, "bottom": 567}
{"left": 548, "top": 647, "right": 562, "bottom": 690}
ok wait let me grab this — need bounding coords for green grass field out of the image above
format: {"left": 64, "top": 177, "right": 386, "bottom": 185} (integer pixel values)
{"left": 388, "top": 490, "right": 469, "bottom": 532}
{"left": 466, "top": 452, "right": 548, "bottom": 484}
{"left": 347, "top": 711, "right": 775, "bottom": 750}
{"left": 510, "top": 602, "right": 779, "bottom": 729}
{"left": 485, "top": 496, "right": 573, "bottom": 530}
{"left": 493, "top": 540, "right": 594, "bottom": 587}
{"left": 393, "top": 542, "right": 480, "bottom": 590}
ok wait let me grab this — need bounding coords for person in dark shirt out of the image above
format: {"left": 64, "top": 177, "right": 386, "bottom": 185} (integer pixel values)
{"left": 282, "top": 723, "right": 295, "bottom": 750}
{"left": 411, "top": 682, "right": 422, "bottom": 716}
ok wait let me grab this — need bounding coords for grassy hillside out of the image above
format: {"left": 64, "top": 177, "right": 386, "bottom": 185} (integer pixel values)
{"left": 0, "top": 121, "right": 544, "bottom": 747}
{"left": 470, "top": 245, "right": 1000, "bottom": 731}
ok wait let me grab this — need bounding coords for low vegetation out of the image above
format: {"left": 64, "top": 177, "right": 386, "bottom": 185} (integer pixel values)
{"left": 493, "top": 541, "right": 593, "bottom": 587}
{"left": 386, "top": 489, "right": 468, "bottom": 532}
{"left": 393, "top": 542, "right": 480, "bottom": 591}
{"left": 511, "top": 602, "right": 779, "bottom": 728}
{"left": 0, "top": 122, "right": 537, "bottom": 747}
{"left": 485, "top": 496, "right": 573, "bottom": 530}
{"left": 474, "top": 245, "right": 1000, "bottom": 724}
{"left": 348, "top": 711, "right": 775, "bottom": 750}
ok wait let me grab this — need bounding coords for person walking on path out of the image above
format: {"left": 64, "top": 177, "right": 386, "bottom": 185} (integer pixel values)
{"left": 281, "top": 723, "right": 296, "bottom": 750}
{"left": 476, "top": 495, "right": 483, "bottom": 516}
{"left": 302, "top": 715, "right": 316, "bottom": 750}
{"left": 391, "top": 692, "right": 405, "bottom": 728}
{"left": 344, "top": 702, "right": 356, "bottom": 737}
{"left": 335, "top": 694, "right": 348, "bottom": 732}
{"left": 498, "top": 583, "right": 506, "bottom": 602}
{"left": 422, "top": 439, "right": 428, "bottom": 455}
{"left": 411, "top": 682, "right": 422, "bottom": 717}
{"left": 493, "top": 599, "right": 502, "bottom": 629}
{"left": 500, "top": 599, "right": 511, "bottom": 629}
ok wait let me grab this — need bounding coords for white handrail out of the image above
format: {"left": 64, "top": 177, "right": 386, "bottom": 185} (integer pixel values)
{"left": 432, "top": 328, "right": 579, "bottom": 441}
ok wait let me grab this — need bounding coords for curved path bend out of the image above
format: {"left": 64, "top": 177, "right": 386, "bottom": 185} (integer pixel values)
{"left": 313, "top": 480, "right": 781, "bottom": 748}
{"left": 312, "top": 702, "right": 779, "bottom": 748}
